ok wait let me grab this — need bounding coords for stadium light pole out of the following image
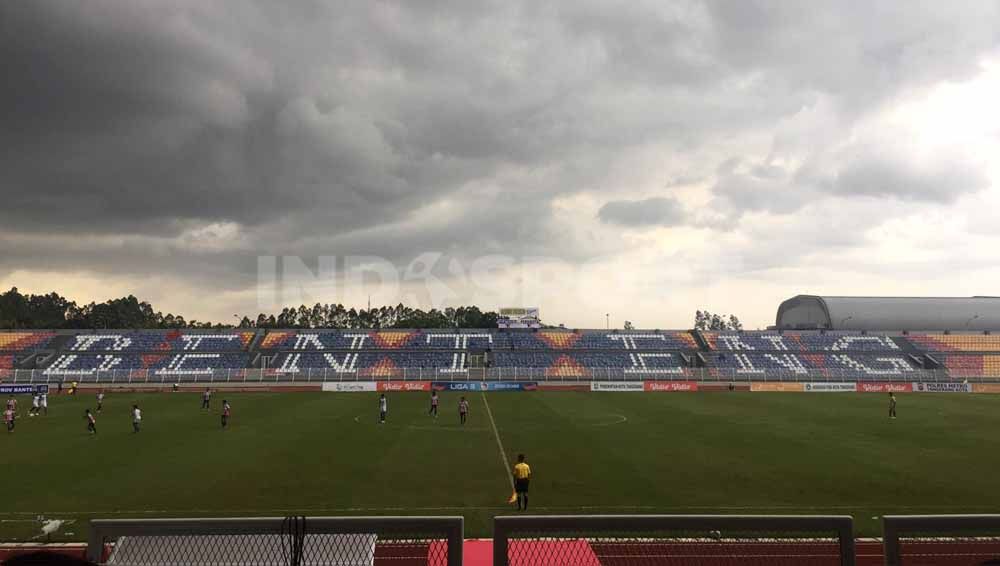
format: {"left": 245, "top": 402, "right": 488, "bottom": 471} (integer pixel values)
{"left": 606, "top": 313, "right": 609, "bottom": 330}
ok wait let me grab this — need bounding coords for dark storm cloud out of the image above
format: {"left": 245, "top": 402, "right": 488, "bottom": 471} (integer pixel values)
{"left": 1, "top": 0, "right": 999, "bottom": 293}
{"left": 598, "top": 197, "right": 685, "bottom": 227}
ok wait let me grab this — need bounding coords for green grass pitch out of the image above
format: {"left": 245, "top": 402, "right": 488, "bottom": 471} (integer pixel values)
{"left": 3, "top": 390, "right": 999, "bottom": 541}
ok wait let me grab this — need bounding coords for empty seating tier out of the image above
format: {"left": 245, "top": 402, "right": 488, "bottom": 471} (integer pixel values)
{"left": 904, "top": 334, "right": 1000, "bottom": 353}
{"left": 507, "top": 331, "right": 696, "bottom": 350}
{"left": 493, "top": 352, "right": 688, "bottom": 375}
{"left": 270, "top": 352, "right": 468, "bottom": 375}
{"left": 261, "top": 330, "right": 505, "bottom": 350}
{"left": 703, "top": 332, "right": 900, "bottom": 352}
{"left": 42, "top": 353, "right": 250, "bottom": 376}
{"left": 63, "top": 331, "right": 255, "bottom": 352}
{"left": 705, "top": 352, "right": 918, "bottom": 377}
{"left": 938, "top": 355, "right": 1000, "bottom": 378}
{"left": 0, "top": 331, "right": 56, "bottom": 352}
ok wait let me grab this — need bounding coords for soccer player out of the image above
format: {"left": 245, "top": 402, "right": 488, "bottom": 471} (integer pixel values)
{"left": 378, "top": 394, "right": 388, "bottom": 424}
{"left": 70, "top": 381, "right": 78, "bottom": 395}
{"left": 85, "top": 409, "right": 97, "bottom": 435}
{"left": 4, "top": 405, "right": 14, "bottom": 433}
{"left": 96, "top": 391, "right": 105, "bottom": 413}
{"left": 29, "top": 392, "right": 40, "bottom": 417}
{"left": 889, "top": 392, "right": 897, "bottom": 419}
{"left": 429, "top": 391, "right": 439, "bottom": 418}
{"left": 6, "top": 395, "right": 16, "bottom": 413}
{"left": 513, "top": 454, "right": 531, "bottom": 511}
{"left": 131, "top": 405, "right": 142, "bottom": 433}
{"left": 221, "top": 400, "right": 231, "bottom": 429}
{"left": 459, "top": 396, "right": 469, "bottom": 425}
{"left": 201, "top": 388, "right": 212, "bottom": 410}
{"left": 40, "top": 392, "right": 48, "bottom": 416}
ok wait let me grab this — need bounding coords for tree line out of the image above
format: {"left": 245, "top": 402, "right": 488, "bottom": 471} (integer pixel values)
{"left": 0, "top": 287, "right": 498, "bottom": 330}
{"left": 2, "top": 287, "right": 742, "bottom": 331}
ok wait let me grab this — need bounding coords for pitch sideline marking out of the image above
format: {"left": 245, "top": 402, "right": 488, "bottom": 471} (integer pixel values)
{"left": 482, "top": 392, "right": 514, "bottom": 490}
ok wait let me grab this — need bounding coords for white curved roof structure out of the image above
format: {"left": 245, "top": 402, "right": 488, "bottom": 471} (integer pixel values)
{"left": 776, "top": 295, "right": 1000, "bottom": 331}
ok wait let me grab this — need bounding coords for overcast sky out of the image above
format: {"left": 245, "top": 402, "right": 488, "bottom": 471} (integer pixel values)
{"left": 2, "top": 1, "right": 1000, "bottom": 329}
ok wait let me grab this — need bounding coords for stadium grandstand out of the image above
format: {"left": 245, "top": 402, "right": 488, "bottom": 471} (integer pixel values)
{"left": 2, "top": 297, "right": 1000, "bottom": 383}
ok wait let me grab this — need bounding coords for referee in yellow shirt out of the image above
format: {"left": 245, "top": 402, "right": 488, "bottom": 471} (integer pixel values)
{"left": 513, "top": 454, "right": 531, "bottom": 511}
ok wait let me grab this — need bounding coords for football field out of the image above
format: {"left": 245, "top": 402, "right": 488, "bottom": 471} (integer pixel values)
{"left": 3, "top": 390, "right": 1000, "bottom": 541}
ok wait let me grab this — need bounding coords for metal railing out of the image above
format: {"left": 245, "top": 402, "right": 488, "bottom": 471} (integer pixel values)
{"left": 2, "top": 367, "right": 991, "bottom": 383}
{"left": 882, "top": 514, "right": 1000, "bottom": 566}
{"left": 494, "top": 514, "right": 856, "bottom": 566}
{"left": 87, "top": 516, "right": 463, "bottom": 566}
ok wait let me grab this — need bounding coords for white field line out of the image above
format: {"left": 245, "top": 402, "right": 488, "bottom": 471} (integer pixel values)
{"left": 481, "top": 392, "right": 514, "bottom": 490}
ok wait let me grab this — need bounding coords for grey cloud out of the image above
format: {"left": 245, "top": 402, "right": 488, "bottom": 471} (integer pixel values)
{"left": 831, "top": 154, "right": 990, "bottom": 203}
{"left": 2, "top": 0, "right": 1000, "bottom": 314}
{"left": 597, "top": 197, "right": 686, "bottom": 227}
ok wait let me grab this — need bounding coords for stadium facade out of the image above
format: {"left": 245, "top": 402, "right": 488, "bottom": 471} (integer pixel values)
{"left": 776, "top": 295, "right": 1000, "bottom": 331}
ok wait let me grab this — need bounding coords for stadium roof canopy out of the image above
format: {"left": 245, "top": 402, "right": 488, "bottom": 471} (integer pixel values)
{"left": 775, "top": 295, "right": 1000, "bottom": 331}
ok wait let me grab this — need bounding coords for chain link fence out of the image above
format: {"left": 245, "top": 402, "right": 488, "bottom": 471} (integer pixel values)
{"left": 883, "top": 515, "right": 1000, "bottom": 566}
{"left": 493, "top": 515, "right": 856, "bottom": 566}
{"left": 86, "top": 517, "right": 462, "bottom": 566}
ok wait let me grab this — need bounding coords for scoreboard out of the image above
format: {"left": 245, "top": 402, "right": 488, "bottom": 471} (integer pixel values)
{"left": 498, "top": 307, "right": 541, "bottom": 329}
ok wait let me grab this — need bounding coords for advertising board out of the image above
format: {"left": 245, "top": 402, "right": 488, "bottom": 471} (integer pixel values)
{"left": 644, "top": 381, "right": 698, "bottom": 392}
{"left": 377, "top": 381, "right": 431, "bottom": 392}
{"left": 803, "top": 382, "right": 857, "bottom": 392}
{"left": 0, "top": 384, "right": 47, "bottom": 395}
{"left": 591, "top": 381, "right": 644, "bottom": 392}
{"left": 858, "top": 382, "right": 913, "bottom": 393}
{"left": 321, "top": 382, "right": 377, "bottom": 392}
{"left": 750, "top": 382, "right": 805, "bottom": 392}
{"left": 431, "top": 382, "right": 538, "bottom": 392}
{"left": 912, "top": 382, "right": 972, "bottom": 393}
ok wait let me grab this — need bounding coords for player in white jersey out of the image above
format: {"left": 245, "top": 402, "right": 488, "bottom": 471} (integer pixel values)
{"left": 40, "top": 392, "right": 48, "bottom": 416}
{"left": 429, "top": 391, "right": 439, "bottom": 418}
{"left": 378, "top": 394, "right": 388, "bottom": 424}
{"left": 96, "top": 391, "right": 105, "bottom": 413}
{"left": 459, "top": 397, "right": 470, "bottom": 425}
{"left": 30, "top": 393, "right": 40, "bottom": 416}
{"left": 132, "top": 405, "right": 142, "bottom": 433}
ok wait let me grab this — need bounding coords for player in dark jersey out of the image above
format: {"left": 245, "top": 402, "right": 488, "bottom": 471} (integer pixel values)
{"left": 889, "top": 392, "right": 897, "bottom": 419}
{"left": 85, "top": 409, "right": 97, "bottom": 435}
{"left": 459, "top": 397, "right": 469, "bottom": 425}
